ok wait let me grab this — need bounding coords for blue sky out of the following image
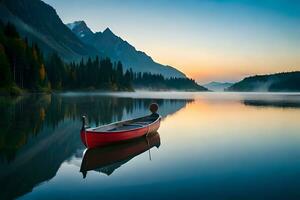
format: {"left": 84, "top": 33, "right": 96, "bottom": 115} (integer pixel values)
{"left": 43, "top": 0, "right": 300, "bottom": 83}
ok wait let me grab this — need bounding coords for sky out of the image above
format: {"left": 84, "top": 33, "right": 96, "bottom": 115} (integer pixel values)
{"left": 43, "top": 0, "right": 300, "bottom": 83}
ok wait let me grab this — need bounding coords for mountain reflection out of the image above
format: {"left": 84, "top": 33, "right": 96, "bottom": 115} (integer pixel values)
{"left": 80, "top": 132, "right": 161, "bottom": 178}
{"left": 243, "top": 99, "right": 300, "bottom": 108}
{"left": 0, "top": 94, "right": 191, "bottom": 200}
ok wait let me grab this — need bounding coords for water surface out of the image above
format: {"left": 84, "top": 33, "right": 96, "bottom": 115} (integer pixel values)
{"left": 0, "top": 92, "right": 300, "bottom": 200}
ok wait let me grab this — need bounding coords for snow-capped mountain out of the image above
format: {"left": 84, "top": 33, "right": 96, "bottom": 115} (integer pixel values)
{"left": 67, "top": 21, "right": 94, "bottom": 40}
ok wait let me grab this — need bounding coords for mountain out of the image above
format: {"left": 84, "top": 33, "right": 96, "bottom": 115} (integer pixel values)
{"left": 0, "top": 0, "right": 187, "bottom": 78}
{"left": 66, "top": 21, "right": 94, "bottom": 42}
{"left": 0, "top": 0, "right": 99, "bottom": 61}
{"left": 226, "top": 72, "right": 300, "bottom": 92}
{"left": 67, "top": 21, "right": 186, "bottom": 78}
{"left": 203, "top": 82, "right": 233, "bottom": 91}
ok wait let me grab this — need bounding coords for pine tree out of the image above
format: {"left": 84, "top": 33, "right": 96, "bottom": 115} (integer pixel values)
{"left": 116, "top": 61, "right": 123, "bottom": 86}
{"left": 0, "top": 44, "right": 12, "bottom": 87}
{"left": 4, "top": 22, "right": 19, "bottom": 38}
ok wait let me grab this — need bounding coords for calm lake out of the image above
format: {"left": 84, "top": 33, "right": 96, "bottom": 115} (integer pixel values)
{"left": 1, "top": 92, "right": 300, "bottom": 200}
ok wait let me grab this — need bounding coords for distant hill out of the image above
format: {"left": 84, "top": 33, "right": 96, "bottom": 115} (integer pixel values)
{"left": 203, "top": 81, "right": 233, "bottom": 91}
{"left": 0, "top": 0, "right": 99, "bottom": 61}
{"left": 227, "top": 72, "right": 300, "bottom": 92}
{"left": 67, "top": 21, "right": 186, "bottom": 78}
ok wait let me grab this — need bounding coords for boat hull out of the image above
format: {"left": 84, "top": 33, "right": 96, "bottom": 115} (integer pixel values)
{"left": 80, "top": 116, "right": 161, "bottom": 148}
{"left": 80, "top": 132, "right": 160, "bottom": 177}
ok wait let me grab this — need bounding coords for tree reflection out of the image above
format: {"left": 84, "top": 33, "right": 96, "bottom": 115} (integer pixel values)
{"left": 0, "top": 94, "right": 191, "bottom": 200}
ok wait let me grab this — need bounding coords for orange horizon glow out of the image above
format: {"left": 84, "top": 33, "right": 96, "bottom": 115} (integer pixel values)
{"left": 147, "top": 46, "right": 300, "bottom": 83}
{"left": 183, "top": 66, "right": 300, "bottom": 84}
{"left": 137, "top": 35, "right": 300, "bottom": 83}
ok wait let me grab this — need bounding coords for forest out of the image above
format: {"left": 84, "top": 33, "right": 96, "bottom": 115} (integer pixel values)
{"left": 132, "top": 72, "right": 207, "bottom": 91}
{"left": 0, "top": 21, "right": 206, "bottom": 95}
{"left": 0, "top": 21, "right": 133, "bottom": 94}
{"left": 0, "top": 22, "right": 48, "bottom": 94}
{"left": 227, "top": 72, "right": 300, "bottom": 92}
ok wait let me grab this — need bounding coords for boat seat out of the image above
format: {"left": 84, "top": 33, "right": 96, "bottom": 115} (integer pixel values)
{"left": 109, "top": 124, "right": 142, "bottom": 131}
{"left": 124, "top": 121, "right": 153, "bottom": 126}
{"left": 133, "top": 121, "right": 152, "bottom": 125}
{"left": 127, "top": 123, "right": 145, "bottom": 127}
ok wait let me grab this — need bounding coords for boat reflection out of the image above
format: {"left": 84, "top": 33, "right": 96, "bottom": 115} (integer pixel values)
{"left": 80, "top": 132, "right": 161, "bottom": 178}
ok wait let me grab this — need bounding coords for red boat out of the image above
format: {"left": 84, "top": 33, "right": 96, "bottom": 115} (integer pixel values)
{"left": 80, "top": 132, "right": 160, "bottom": 177}
{"left": 80, "top": 103, "right": 161, "bottom": 148}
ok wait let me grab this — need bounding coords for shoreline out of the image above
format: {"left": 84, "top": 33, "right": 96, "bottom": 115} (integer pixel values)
{"left": 0, "top": 87, "right": 213, "bottom": 97}
{"left": 1, "top": 90, "right": 300, "bottom": 98}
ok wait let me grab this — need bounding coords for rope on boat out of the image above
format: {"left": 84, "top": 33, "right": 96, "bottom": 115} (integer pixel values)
{"left": 146, "top": 132, "right": 152, "bottom": 161}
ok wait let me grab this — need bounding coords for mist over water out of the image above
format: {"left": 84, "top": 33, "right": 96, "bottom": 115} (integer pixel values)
{"left": 0, "top": 92, "right": 300, "bottom": 199}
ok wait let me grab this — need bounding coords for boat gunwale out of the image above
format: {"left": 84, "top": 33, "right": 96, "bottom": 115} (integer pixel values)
{"left": 84, "top": 115, "right": 161, "bottom": 134}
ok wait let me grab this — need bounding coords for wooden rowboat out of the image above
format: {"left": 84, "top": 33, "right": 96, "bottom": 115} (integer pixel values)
{"left": 80, "top": 103, "right": 161, "bottom": 149}
{"left": 80, "top": 132, "right": 160, "bottom": 178}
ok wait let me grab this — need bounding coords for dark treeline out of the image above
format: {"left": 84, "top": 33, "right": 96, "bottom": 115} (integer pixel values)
{"left": 227, "top": 72, "right": 300, "bottom": 92}
{"left": 0, "top": 21, "right": 48, "bottom": 94}
{"left": 46, "top": 54, "right": 132, "bottom": 90}
{"left": 132, "top": 72, "right": 208, "bottom": 91}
